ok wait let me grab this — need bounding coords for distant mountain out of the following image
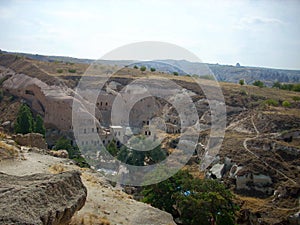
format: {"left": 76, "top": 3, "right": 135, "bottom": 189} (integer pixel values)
{"left": 1, "top": 50, "right": 299, "bottom": 85}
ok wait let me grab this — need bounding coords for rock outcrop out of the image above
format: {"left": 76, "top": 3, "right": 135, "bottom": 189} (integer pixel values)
{"left": 0, "top": 171, "right": 87, "bottom": 225}
{"left": 14, "top": 133, "right": 48, "bottom": 149}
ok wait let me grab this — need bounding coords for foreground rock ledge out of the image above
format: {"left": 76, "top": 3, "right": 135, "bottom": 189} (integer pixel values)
{"left": 0, "top": 171, "right": 87, "bottom": 225}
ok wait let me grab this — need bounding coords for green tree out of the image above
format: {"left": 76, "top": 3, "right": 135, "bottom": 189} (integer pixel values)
{"left": 54, "top": 137, "right": 89, "bottom": 168}
{"left": 150, "top": 67, "right": 156, "bottom": 72}
{"left": 15, "top": 104, "right": 34, "bottom": 134}
{"left": 253, "top": 80, "right": 264, "bottom": 88}
{"left": 239, "top": 79, "right": 245, "bottom": 85}
{"left": 107, "top": 140, "right": 118, "bottom": 157}
{"left": 142, "top": 170, "right": 238, "bottom": 225}
{"left": 173, "top": 72, "right": 179, "bottom": 76}
{"left": 272, "top": 81, "right": 282, "bottom": 89}
{"left": 140, "top": 66, "right": 147, "bottom": 72}
{"left": 133, "top": 65, "right": 139, "bottom": 69}
{"left": 34, "top": 114, "right": 46, "bottom": 137}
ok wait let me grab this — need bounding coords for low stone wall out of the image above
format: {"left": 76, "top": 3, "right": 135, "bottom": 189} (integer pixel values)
{"left": 14, "top": 133, "right": 47, "bottom": 149}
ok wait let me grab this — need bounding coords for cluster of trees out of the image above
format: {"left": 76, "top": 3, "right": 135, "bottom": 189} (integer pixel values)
{"left": 106, "top": 137, "right": 166, "bottom": 166}
{"left": 142, "top": 170, "right": 238, "bottom": 225}
{"left": 133, "top": 65, "right": 156, "bottom": 72}
{"left": 250, "top": 80, "right": 300, "bottom": 92}
{"left": 14, "top": 104, "right": 45, "bottom": 136}
{"left": 272, "top": 81, "right": 300, "bottom": 92}
{"left": 14, "top": 104, "right": 89, "bottom": 168}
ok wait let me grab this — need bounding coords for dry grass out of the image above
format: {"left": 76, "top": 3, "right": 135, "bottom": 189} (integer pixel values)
{"left": 49, "top": 164, "right": 66, "bottom": 174}
{"left": 82, "top": 172, "right": 101, "bottom": 185}
{"left": 69, "top": 213, "right": 110, "bottom": 225}
{"left": 0, "top": 141, "right": 18, "bottom": 160}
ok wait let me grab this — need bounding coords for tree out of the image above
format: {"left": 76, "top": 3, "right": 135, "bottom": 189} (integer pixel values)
{"left": 15, "top": 104, "right": 34, "bottom": 134}
{"left": 107, "top": 140, "right": 118, "bottom": 157}
{"left": 173, "top": 72, "right": 179, "bottom": 76}
{"left": 117, "top": 137, "right": 166, "bottom": 166}
{"left": 272, "top": 81, "right": 282, "bottom": 89}
{"left": 253, "top": 80, "right": 264, "bottom": 88}
{"left": 140, "top": 66, "right": 146, "bottom": 72}
{"left": 133, "top": 65, "right": 139, "bottom": 69}
{"left": 54, "top": 137, "right": 89, "bottom": 168}
{"left": 34, "top": 114, "right": 46, "bottom": 137}
{"left": 150, "top": 67, "right": 156, "bottom": 72}
{"left": 142, "top": 170, "right": 238, "bottom": 225}
{"left": 239, "top": 79, "right": 245, "bottom": 85}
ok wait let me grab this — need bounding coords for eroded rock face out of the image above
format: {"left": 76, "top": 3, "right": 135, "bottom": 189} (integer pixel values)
{"left": 0, "top": 171, "right": 87, "bottom": 225}
{"left": 14, "top": 133, "right": 48, "bottom": 149}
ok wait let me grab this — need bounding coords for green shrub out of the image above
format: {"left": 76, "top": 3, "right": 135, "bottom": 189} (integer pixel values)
{"left": 253, "top": 80, "right": 264, "bottom": 88}
{"left": 133, "top": 65, "right": 139, "bottom": 69}
{"left": 150, "top": 67, "right": 156, "bottom": 72}
{"left": 264, "top": 99, "right": 279, "bottom": 107}
{"left": 173, "top": 72, "right": 179, "bottom": 76}
{"left": 68, "top": 69, "right": 76, "bottom": 73}
{"left": 140, "top": 66, "right": 146, "bottom": 72}
{"left": 239, "top": 79, "right": 245, "bottom": 85}
{"left": 57, "top": 69, "right": 63, "bottom": 73}
{"left": 282, "top": 100, "right": 291, "bottom": 107}
{"left": 292, "top": 96, "right": 300, "bottom": 101}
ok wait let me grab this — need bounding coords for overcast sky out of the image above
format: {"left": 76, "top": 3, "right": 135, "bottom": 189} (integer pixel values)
{"left": 0, "top": 0, "right": 300, "bottom": 69}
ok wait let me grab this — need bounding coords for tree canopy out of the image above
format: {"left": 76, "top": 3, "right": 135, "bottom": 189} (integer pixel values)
{"left": 142, "top": 170, "right": 238, "bottom": 225}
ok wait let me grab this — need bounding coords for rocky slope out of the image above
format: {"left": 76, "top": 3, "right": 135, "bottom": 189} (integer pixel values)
{"left": 0, "top": 134, "right": 176, "bottom": 225}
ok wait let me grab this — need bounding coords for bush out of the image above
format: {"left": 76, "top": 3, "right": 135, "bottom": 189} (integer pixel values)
{"left": 68, "top": 69, "right": 76, "bottom": 73}
{"left": 56, "top": 69, "right": 63, "bottom": 73}
{"left": 282, "top": 100, "right": 291, "bottom": 107}
{"left": 150, "top": 67, "right": 156, "bottom": 72}
{"left": 264, "top": 99, "right": 279, "bottom": 107}
{"left": 133, "top": 65, "right": 138, "bottom": 69}
{"left": 239, "top": 79, "right": 245, "bottom": 85}
{"left": 253, "top": 80, "right": 264, "bottom": 88}
{"left": 292, "top": 96, "right": 300, "bottom": 101}
{"left": 173, "top": 72, "right": 179, "bottom": 76}
{"left": 140, "top": 66, "right": 146, "bottom": 72}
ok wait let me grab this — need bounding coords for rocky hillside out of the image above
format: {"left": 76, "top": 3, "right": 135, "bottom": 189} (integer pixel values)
{"left": 2, "top": 50, "right": 300, "bottom": 85}
{"left": 0, "top": 133, "right": 176, "bottom": 225}
{"left": 0, "top": 53, "right": 299, "bottom": 224}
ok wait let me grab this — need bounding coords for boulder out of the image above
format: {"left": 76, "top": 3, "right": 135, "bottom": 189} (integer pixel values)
{"left": 49, "top": 149, "right": 69, "bottom": 158}
{"left": 0, "top": 171, "right": 87, "bottom": 225}
{"left": 14, "top": 133, "right": 47, "bottom": 149}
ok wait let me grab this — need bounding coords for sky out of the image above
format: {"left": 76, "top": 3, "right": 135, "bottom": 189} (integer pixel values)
{"left": 0, "top": 0, "right": 300, "bottom": 70}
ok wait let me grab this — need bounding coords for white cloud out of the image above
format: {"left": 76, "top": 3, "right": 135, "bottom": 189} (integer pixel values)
{"left": 234, "top": 16, "right": 284, "bottom": 30}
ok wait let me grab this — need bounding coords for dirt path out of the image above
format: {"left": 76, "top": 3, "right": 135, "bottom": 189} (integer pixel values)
{"left": 242, "top": 115, "right": 297, "bottom": 185}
